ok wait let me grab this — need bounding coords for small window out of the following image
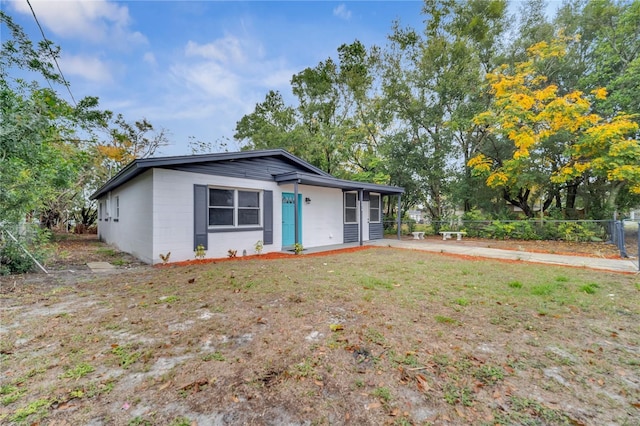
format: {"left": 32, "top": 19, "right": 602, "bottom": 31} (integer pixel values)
{"left": 370, "top": 194, "right": 380, "bottom": 223}
{"left": 98, "top": 202, "right": 103, "bottom": 221}
{"left": 238, "top": 190, "right": 260, "bottom": 225}
{"left": 115, "top": 196, "right": 120, "bottom": 220}
{"left": 344, "top": 192, "right": 357, "bottom": 223}
{"left": 209, "top": 189, "right": 235, "bottom": 226}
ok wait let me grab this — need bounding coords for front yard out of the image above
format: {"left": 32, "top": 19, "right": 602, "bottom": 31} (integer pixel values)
{"left": 0, "top": 241, "right": 638, "bottom": 425}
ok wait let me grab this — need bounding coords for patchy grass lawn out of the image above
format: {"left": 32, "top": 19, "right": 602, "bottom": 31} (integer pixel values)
{"left": 1, "top": 247, "right": 639, "bottom": 425}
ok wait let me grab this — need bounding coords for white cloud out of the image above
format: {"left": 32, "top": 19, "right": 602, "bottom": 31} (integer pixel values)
{"left": 260, "top": 68, "right": 295, "bottom": 88}
{"left": 185, "top": 36, "right": 246, "bottom": 65}
{"left": 333, "top": 4, "right": 352, "bottom": 20}
{"left": 143, "top": 52, "right": 157, "bottom": 66}
{"left": 60, "top": 54, "right": 113, "bottom": 83}
{"left": 170, "top": 61, "right": 241, "bottom": 100}
{"left": 171, "top": 34, "right": 292, "bottom": 111}
{"left": 10, "top": 0, "right": 146, "bottom": 46}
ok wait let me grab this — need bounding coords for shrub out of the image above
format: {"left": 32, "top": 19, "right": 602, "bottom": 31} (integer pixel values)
{"left": 0, "top": 228, "right": 50, "bottom": 275}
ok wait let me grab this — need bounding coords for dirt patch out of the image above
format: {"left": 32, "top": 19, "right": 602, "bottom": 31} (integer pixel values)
{"left": 1, "top": 236, "right": 638, "bottom": 425}
{"left": 414, "top": 235, "right": 624, "bottom": 258}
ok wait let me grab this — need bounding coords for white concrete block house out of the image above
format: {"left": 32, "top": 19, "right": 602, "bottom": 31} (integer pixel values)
{"left": 91, "top": 149, "right": 404, "bottom": 264}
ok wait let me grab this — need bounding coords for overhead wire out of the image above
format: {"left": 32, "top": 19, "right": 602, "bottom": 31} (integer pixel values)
{"left": 25, "top": 0, "right": 77, "bottom": 106}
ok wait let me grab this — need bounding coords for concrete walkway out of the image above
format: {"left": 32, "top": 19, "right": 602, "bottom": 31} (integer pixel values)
{"left": 86, "top": 261, "right": 116, "bottom": 272}
{"left": 367, "top": 239, "right": 639, "bottom": 274}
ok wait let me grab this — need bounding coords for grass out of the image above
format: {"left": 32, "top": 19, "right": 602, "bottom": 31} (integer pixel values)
{"left": 202, "top": 351, "right": 225, "bottom": 362}
{"left": 2, "top": 246, "right": 638, "bottom": 425}
{"left": 111, "top": 345, "right": 141, "bottom": 369}
{"left": 372, "top": 386, "right": 392, "bottom": 403}
{"left": 59, "top": 362, "right": 95, "bottom": 380}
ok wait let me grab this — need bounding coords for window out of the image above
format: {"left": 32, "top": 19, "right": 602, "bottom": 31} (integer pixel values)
{"left": 98, "top": 202, "right": 103, "bottom": 221}
{"left": 370, "top": 194, "right": 380, "bottom": 222}
{"left": 344, "top": 192, "right": 357, "bottom": 223}
{"left": 114, "top": 196, "right": 120, "bottom": 220}
{"left": 209, "top": 188, "right": 261, "bottom": 227}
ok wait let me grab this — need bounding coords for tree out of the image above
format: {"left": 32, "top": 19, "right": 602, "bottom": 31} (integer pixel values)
{"left": 1, "top": 12, "right": 108, "bottom": 226}
{"left": 380, "top": 0, "right": 508, "bottom": 221}
{"left": 470, "top": 37, "right": 640, "bottom": 217}
{"left": 96, "top": 113, "right": 169, "bottom": 173}
{"left": 235, "top": 90, "right": 300, "bottom": 154}
{"left": 236, "top": 41, "right": 387, "bottom": 180}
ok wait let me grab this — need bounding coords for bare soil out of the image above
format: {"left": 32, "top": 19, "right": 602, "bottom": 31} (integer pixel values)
{"left": 0, "top": 236, "right": 638, "bottom": 425}
{"left": 416, "top": 235, "right": 624, "bottom": 258}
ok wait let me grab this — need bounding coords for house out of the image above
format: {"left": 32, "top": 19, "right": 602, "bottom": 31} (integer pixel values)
{"left": 90, "top": 149, "right": 404, "bottom": 264}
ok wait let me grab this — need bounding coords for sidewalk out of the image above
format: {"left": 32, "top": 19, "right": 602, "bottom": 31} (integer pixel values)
{"left": 368, "top": 239, "right": 639, "bottom": 274}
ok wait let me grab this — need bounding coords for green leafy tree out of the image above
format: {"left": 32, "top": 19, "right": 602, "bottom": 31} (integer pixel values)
{"left": 380, "top": 0, "right": 508, "bottom": 221}
{"left": 1, "top": 12, "right": 109, "bottom": 226}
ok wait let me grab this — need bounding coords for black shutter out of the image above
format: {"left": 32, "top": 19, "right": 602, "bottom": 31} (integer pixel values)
{"left": 263, "top": 190, "right": 273, "bottom": 245}
{"left": 194, "top": 185, "right": 208, "bottom": 250}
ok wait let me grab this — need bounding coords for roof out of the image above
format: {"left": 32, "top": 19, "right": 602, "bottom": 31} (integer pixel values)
{"left": 274, "top": 171, "right": 404, "bottom": 195}
{"left": 91, "top": 149, "right": 404, "bottom": 199}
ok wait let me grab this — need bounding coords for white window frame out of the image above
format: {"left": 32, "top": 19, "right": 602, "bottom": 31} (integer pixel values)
{"left": 369, "top": 193, "right": 381, "bottom": 223}
{"left": 114, "top": 196, "right": 120, "bottom": 221}
{"left": 208, "top": 187, "right": 262, "bottom": 228}
{"left": 344, "top": 192, "right": 358, "bottom": 224}
{"left": 98, "top": 201, "right": 103, "bottom": 221}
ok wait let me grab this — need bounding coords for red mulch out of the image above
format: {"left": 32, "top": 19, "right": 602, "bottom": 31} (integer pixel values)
{"left": 156, "top": 245, "right": 372, "bottom": 268}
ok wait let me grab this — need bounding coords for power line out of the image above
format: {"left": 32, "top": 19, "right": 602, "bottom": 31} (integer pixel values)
{"left": 25, "top": 0, "right": 77, "bottom": 106}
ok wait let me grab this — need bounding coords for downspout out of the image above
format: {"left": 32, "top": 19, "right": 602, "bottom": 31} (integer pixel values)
{"left": 359, "top": 189, "right": 364, "bottom": 246}
{"left": 294, "top": 180, "right": 299, "bottom": 247}
{"left": 397, "top": 193, "right": 402, "bottom": 240}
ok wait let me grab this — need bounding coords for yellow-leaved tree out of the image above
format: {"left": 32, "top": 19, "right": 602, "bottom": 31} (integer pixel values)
{"left": 470, "top": 36, "right": 639, "bottom": 217}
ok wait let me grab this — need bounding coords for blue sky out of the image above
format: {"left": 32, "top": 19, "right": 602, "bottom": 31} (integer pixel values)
{"left": 3, "top": 1, "right": 560, "bottom": 156}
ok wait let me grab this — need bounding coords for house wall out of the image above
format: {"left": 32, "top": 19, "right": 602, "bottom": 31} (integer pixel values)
{"left": 98, "top": 167, "right": 391, "bottom": 264}
{"left": 152, "top": 168, "right": 284, "bottom": 263}
{"left": 150, "top": 170, "right": 356, "bottom": 263}
{"left": 97, "top": 171, "right": 154, "bottom": 263}
{"left": 279, "top": 184, "right": 345, "bottom": 248}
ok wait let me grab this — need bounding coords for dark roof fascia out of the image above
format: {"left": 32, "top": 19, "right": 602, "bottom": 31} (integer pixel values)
{"left": 274, "top": 171, "right": 405, "bottom": 195}
{"left": 90, "top": 149, "right": 332, "bottom": 200}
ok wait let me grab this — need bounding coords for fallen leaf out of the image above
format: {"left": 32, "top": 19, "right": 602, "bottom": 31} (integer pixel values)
{"left": 416, "top": 374, "right": 430, "bottom": 392}
{"left": 329, "top": 324, "right": 344, "bottom": 332}
{"left": 389, "top": 408, "right": 399, "bottom": 416}
{"left": 188, "top": 278, "right": 195, "bottom": 283}
{"left": 257, "top": 317, "right": 267, "bottom": 324}
{"left": 365, "top": 402, "right": 381, "bottom": 410}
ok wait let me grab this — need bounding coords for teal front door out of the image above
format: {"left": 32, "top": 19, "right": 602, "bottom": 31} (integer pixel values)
{"left": 282, "top": 193, "right": 302, "bottom": 247}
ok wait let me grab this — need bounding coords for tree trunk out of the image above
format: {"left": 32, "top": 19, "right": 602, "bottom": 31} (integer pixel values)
{"left": 565, "top": 181, "right": 580, "bottom": 219}
{"left": 605, "top": 181, "right": 624, "bottom": 214}
{"left": 502, "top": 188, "right": 534, "bottom": 217}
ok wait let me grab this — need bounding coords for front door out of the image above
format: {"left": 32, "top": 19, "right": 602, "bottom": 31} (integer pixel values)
{"left": 282, "top": 193, "right": 302, "bottom": 247}
{"left": 362, "top": 199, "right": 370, "bottom": 241}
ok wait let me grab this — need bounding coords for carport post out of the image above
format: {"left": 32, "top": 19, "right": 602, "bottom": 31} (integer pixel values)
{"left": 397, "top": 194, "right": 402, "bottom": 240}
{"left": 294, "top": 180, "right": 299, "bottom": 247}
{"left": 359, "top": 189, "right": 364, "bottom": 246}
